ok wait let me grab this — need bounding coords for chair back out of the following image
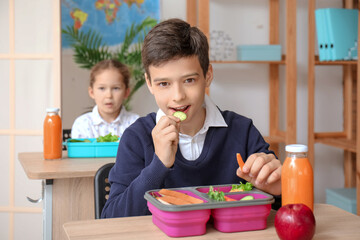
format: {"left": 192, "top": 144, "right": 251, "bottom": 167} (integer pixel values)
{"left": 62, "top": 129, "right": 72, "bottom": 150}
{"left": 94, "top": 162, "right": 115, "bottom": 219}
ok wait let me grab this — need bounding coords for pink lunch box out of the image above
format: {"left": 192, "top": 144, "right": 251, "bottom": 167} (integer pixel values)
{"left": 144, "top": 184, "right": 274, "bottom": 237}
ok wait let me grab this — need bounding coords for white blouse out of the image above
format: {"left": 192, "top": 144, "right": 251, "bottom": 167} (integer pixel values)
{"left": 71, "top": 105, "right": 139, "bottom": 139}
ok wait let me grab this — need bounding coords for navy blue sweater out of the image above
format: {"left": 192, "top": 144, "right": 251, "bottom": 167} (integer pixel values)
{"left": 101, "top": 110, "right": 274, "bottom": 218}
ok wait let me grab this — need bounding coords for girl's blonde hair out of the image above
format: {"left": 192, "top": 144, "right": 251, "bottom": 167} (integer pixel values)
{"left": 90, "top": 59, "right": 130, "bottom": 88}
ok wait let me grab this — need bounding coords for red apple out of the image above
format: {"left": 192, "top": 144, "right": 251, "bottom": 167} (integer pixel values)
{"left": 274, "top": 204, "right": 316, "bottom": 240}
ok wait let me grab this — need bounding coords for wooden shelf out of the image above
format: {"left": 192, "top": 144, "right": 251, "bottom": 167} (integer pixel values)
{"left": 316, "top": 60, "right": 357, "bottom": 65}
{"left": 211, "top": 60, "right": 286, "bottom": 65}
{"left": 264, "top": 135, "right": 286, "bottom": 144}
{"left": 308, "top": 0, "right": 358, "bottom": 164}
{"left": 313, "top": 131, "right": 356, "bottom": 152}
{"left": 315, "top": 138, "right": 356, "bottom": 153}
{"left": 211, "top": 55, "right": 286, "bottom": 65}
{"left": 308, "top": 0, "right": 360, "bottom": 215}
{"left": 314, "top": 56, "right": 357, "bottom": 65}
{"left": 188, "top": 0, "right": 297, "bottom": 156}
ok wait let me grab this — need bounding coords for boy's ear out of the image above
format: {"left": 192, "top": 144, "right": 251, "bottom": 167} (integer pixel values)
{"left": 88, "top": 86, "right": 95, "bottom": 100}
{"left": 205, "top": 64, "right": 213, "bottom": 87}
{"left": 145, "top": 73, "right": 154, "bottom": 95}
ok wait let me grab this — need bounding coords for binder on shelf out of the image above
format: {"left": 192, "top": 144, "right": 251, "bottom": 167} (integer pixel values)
{"left": 315, "top": 9, "right": 326, "bottom": 61}
{"left": 323, "top": 9, "right": 332, "bottom": 61}
{"left": 325, "top": 8, "right": 358, "bottom": 61}
{"left": 324, "top": 8, "right": 334, "bottom": 61}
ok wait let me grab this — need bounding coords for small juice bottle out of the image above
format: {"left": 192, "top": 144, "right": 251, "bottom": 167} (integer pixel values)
{"left": 43, "top": 108, "right": 62, "bottom": 159}
{"left": 281, "top": 144, "right": 314, "bottom": 211}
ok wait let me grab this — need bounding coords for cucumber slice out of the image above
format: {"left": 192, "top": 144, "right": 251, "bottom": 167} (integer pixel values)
{"left": 240, "top": 195, "right": 255, "bottom": 201}
{"left": 173, "top": 111, "right": 187, "bottom": 121}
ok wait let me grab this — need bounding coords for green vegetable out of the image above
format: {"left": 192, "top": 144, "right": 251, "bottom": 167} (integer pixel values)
{"left": 69, "top": 139, "right": 91, "bottom": 143}
{"left": 207, "top": 186, "right": 225, "bottom": 201}
{"left": 96, "top": 133, "right": 119, "bottom": 142}
{"left": 231, "top": 182, "right": 253, "bottom": 192}
{"left": 173, "top": 111, "right": 187, "bottom": 121}
{"left": 240, "top": 195, "right": 255, "bottom": 201}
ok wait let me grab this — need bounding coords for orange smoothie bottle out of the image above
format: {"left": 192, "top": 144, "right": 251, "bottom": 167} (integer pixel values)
{"left": 281, "top": 144, "right": 314, "bottom": 211}
{"left": 43, "top": 108, "right": 62, "bottom": 160}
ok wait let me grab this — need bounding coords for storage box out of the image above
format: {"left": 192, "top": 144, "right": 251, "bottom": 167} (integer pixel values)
{"left": 144, "top": 184, "right": 274, "bottom": 237}
{"left": 326, "top": 188, "right": 357, "bottom": 214}
{"left": 237, "top": 44, "right": 282, "bottom": 61}
{"left": 65, "top": 138, "right": 119, "bottom": 158}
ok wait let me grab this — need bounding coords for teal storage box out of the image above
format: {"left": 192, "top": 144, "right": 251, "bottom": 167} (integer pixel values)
{"left": 326, "top": 188, "right": 357, "bottom": 214}
{"left": 237, "top": 45, "right": 282, "bottom": 61}
{"left": 65, "top": 138, "right": 119, "bottom": 158}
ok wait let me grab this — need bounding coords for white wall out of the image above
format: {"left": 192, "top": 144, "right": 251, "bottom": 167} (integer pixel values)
{"left": 1, "top": 0, "right": 56, "bottom": 239}
{"left": 62, "top": 0, "right": 347, "bottom": 203}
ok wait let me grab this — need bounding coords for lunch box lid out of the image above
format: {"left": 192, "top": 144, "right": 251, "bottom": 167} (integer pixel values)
{"left": 144, "top": 184, "right": 275, "bottom": 212}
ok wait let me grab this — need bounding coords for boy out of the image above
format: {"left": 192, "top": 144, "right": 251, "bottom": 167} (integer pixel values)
{"left": 102, "top": 18, "right": 281, "bottom": 218}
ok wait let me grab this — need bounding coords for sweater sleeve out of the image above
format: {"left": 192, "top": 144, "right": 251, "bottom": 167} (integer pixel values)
{"left": 246, "top": 119, "right": 281, "bottom": 209}
{"left": 101, "top": 126, "right": 171, "bottom": 218}
{"left": 246, "top": 119, "right": 276, "bottom": 158}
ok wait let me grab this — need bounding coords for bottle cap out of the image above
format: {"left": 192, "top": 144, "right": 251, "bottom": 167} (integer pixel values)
{"left": 285, "top": 144, "right": 308, "bottom": 153}
{"left": 46, "top": 107, "right": 60, "bottom": 113}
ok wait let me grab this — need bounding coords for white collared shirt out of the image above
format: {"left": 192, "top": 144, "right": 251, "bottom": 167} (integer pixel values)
{"left": 71, "top": 105, "right": 139, "bottom": 138}
{"left": 156, "top": 95, "right": 228, "bottom": 160}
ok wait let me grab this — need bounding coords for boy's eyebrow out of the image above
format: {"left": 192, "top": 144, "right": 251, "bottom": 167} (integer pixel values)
{"left": 152, "top": 72, "right": 200, "bottom": 83}
{"left": 152, "top": 77, "right": 169, "bottom": 83}
{"left": 183, "top": 72, "right": 200, "bottom": 78}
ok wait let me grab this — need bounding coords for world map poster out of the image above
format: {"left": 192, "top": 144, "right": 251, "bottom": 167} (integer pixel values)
{"left": 61, "top": 0, "right": 160, "bottom": 48}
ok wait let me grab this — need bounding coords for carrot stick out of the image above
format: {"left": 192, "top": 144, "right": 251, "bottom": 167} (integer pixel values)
{"left": 156, "top": 195, "right": 192, "bottom": 205}
{"left": 236, "top": 153, "right": 245, "bottom": 170}
{"left": 224, "top": 196, "right": 236, "bottom": 201}
{"left": 158, "top": 189, "right": 204, "bottom": 204}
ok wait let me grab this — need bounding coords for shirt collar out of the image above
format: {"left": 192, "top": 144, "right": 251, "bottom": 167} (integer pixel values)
{"left": 202, "top": 95, "right": 228, "bottom": 129}
{"left": 155, "top": 95, "right": 228, "bottom": 130}
{"left": 92, "top": 105, "right": 126, "bottom": 125}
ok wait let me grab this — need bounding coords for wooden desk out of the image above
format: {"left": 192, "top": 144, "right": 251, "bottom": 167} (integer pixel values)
{"left": 19, "top": 152, "right": 115, "bottom": 240}
{"left": 63, "top": 204, "right": 360, "bottom": 240}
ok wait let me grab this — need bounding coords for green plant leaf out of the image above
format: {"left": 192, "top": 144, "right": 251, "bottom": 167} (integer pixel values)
{"left": 62, "top": 26, "right": 112, "bottom": 69}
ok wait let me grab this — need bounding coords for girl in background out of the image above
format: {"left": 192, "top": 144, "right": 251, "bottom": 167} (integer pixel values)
{"left": 71, "top": 59, "right": 139, "bottom": 138}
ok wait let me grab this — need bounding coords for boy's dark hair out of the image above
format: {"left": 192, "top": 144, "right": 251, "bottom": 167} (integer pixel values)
{"left": 90, "top": 59, "right": 130, "bottom": 88}
{"left": 141, "top": 18, "right": 209, "bottom": 81}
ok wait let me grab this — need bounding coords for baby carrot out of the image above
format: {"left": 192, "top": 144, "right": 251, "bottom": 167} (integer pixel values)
{"left": 224, "top": 196, "right": 236, "bottom": 201}
{"left": 236, "top": 153, "right": 245, "bottom": 170}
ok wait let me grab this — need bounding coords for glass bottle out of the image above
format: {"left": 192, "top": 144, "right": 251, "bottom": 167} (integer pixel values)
{"left": 43, "top": 108, "right": 62, "bottom": 159}
{"left": 281, "top": 144, "right": 314, "bottom": 211}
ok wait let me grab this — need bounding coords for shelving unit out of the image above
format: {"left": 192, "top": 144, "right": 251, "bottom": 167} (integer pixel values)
{"left": 308, "top": 0, "right": 359, "bottom": 215}
{"left": 186, "top": 0, "right": 297, "bottom": 154}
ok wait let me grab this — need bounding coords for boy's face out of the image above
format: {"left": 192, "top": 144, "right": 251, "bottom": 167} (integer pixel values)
{"left": 89, "top": 69, "right": 130, "bottom": 121}
{"left": 145, "top": 56, "right": 213, "bottom": 129}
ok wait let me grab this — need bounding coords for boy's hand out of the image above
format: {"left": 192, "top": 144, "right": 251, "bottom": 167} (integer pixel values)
{"left": 152, "top": 115, "right": 181, "bottom": 168}
{"left": 236, "top": 153, "right": 281, "bottom": 195}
